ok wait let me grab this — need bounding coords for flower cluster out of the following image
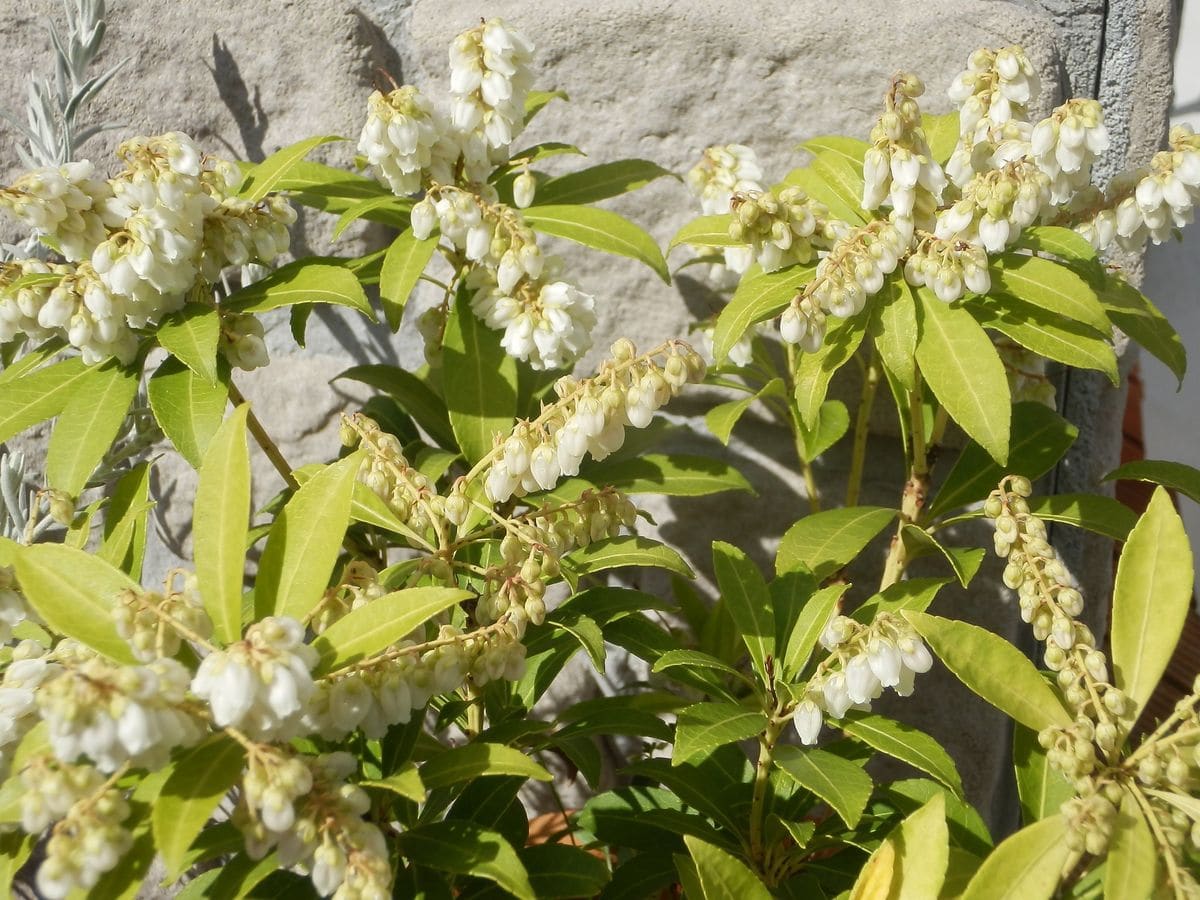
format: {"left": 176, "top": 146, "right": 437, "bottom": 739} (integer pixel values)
{"left": 36, "top": 642, "right": 203, "bottom": 772}
{"left": 948, "top": 46, "right": 1040, "bottom": 146}
{"left": 358, "top": 18, "right": 532, "bottom": 194}
{"left": 191, "top": 616, "right": 318, "bottom": 741}
{"left": 862, "top": 74, "right": 946, "bottom": 227}
{"left": 1030, "top": 99, "right": 1110, "bottom": 205}
{"left": 236, "top": 751, "right": 391, "bottom": 899}
{"left": 779, "top": 218, "right": 910, "bottom": 349}
{"left": 903, "top": 233, "right": 990, "bottom": 303}
{"left": 0, "top": 640, "right": 54, "bottom": 778}
{"left": 792, "top": 611, "right": 933, "bottom": 745}
{"left": 220, "top": 310, "right": 271, "bottom": 371}
{"left": 728, "top": 186, "right": 832, "bottom": 273}
{"left": 309, "top": 560, "right": 390, "bottom": 636}
{"left": 20, "top": 756, "right": 131, "bottom": 898}
{"left": 481, "top": 339, "right": 707, "bottom": 504}
{"left": 0, "top": 132, "right": 295, "bottom": 364}
{"left": 935, "top": 158, "right": 1050, "bottom": 252}
{"left": 687, "top": 144, "right": 764, "bottom": 280}
{"left": 112, "top": 575, "right": 213, "bottom": 662}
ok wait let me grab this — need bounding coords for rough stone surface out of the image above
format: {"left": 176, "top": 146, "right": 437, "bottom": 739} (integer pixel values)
{"left": 0, "top": 0, "right": 1181, "bottom": 840}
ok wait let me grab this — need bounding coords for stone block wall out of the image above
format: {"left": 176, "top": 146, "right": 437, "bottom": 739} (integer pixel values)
{"left": 0, "top": 0, "right": 1179, "bottom": 832}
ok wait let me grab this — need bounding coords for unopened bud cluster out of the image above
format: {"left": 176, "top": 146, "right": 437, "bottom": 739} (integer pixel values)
{"left": 780, "top": 218, "right": 909, "bottom": 349}
{"left": 728, "top": 186, "right": 834, "bottom": 273}
{"left": 792, "top": 612, "right": 933, "bottom": 745}
{"left": 685, "top": 144, "right": 764, "bottom": 285}
{"left": 112, "top": 574, "right": 213, "bottom": 662}
{"left": 0, "top": 133, "right": 294, "bottom": 365}
{"left": 483, "top": 339, "right": 706, "bottom": 504}
{"left": 310, "top": 560, "right": 390, "bottom": 636}
{"left": 862, "top": 73, "right": 946, "bottom": 227}
{"left": 935, "top": 158, "right": 1049, "bottom": 252}
{"left": 903, "top": 233, "right": 990, "bottom": 303}
{"left": 343, "top": 412, "right": 448, "bottom": 534}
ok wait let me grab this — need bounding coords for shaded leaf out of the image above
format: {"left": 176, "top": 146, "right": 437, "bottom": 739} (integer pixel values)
{"left": 420, "top": 743, "right": 552, "bottom": 789}
{"left": 153, "top": 737, "right": 245, "bottom": 878}
{"left": 443, "top": 289, "right": 518, "bottom": 463}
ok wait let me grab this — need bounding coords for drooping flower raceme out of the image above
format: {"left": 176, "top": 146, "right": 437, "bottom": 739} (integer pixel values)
{"left": 687, "top": 144, "right": 764, "bottom": 278}
{"left": 862, "top": 73, "right": 947, "bottom": 228}
{"left": 728, "top": 186, "right": 832, "bottom": 273}
{"left": 1029, "top": 98, "right": 1110, "bottom": 206}
{"left": 357, "top": 86, "right": 443, "bottom": 197}
{"left": 903, "top": 233, "right": 990, "bottom": 303}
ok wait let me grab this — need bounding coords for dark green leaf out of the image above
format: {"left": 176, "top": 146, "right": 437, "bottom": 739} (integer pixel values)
{"left": 1103, "top": 458, "right": 1200, "bottom": 505}
{"left": 443, "top": 290, "right": 518, "bottom": 463}
{"left": 774, "top": 745, "right": 873, "bottom": 827}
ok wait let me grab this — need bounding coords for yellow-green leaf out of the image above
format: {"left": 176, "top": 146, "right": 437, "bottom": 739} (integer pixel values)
{"left": 239, "top": 134, "right": 345, "bottom": 202}
{"left": 147, "top": 357, "right": 229, "bottom": 469}
{"left": 153, "top": 736, "right": 245, "bottom": 878}
{"left": 776, "top": 506, "right": 896, "bottom": 579}
{"left": 523, "top": 204, "right": 670, "bottom": 283}
{"left": 157, "top": 303, "right": 221, "bottom": 383}
{"left": 960, "top": 815, "right": 1071, "bottom": 900}
{"left": 420, "top": 743, "right": 552, "bottom": 789}
{"left": 46, "top": 359, "right": 139, "bottom": 496}
{"left": 443, "top": 288, "right": 518, "bottom": 464}
{"left": 683, "top": 835, "right": 773, "bottom": 900}
{"left": 379, "top": 229, "right": 439, "bottom": 331}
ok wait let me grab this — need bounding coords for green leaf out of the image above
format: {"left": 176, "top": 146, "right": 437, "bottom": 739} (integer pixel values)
{"left": 841, "top": 712, "right": 964, "bottom": 796}
{"left": 563, "top": 452, "right": 754, "bottom": 498}
{"left": 905, "top": 612, "right": 1071, "bottom": 732}
{"left": 1146, "top": 787, "right": 1200, "bottom": 823}
{"left": 153, "top": 736, "right": 245, "bottom": 878}
{"left": 335, "top": 364, "right": 456, "bottom": 449}
{"left": 46, "top": 360, "right": 138, "bottom": 496}
{"left": 794, "top": 308, "right": 870, "bottom": 429}
{"left": 798, "top": 400, "right": 850, "bottom": 463}
{"left": 784, "top": 154, "right": 868, "bottom": 224}
{"left": 972, "top": 302, "right": 1118, "bottom": 384}
{"left": 256, "top": 452, "right": 363, "bottom": 621}
{"left": 239, "top": 134, "right": 344, "bottom": 201}
{"left": 1012, "top": 725, "right": 1072, "bottom": 825}
{"left": 890, "top": 793, "right": 950, "bottom": 900}
{"left": 224, "top": 261, "right": 374, "bottom": 321}
{"left": 12, "top": 544, "right": 137, "bottom": 664}
{"left": 420, "top": 743, "right": 552, "bottom": 789}
{"left": 564, "top": 536, "right": 694, "bottom": 579}
{"left": 778, "top": 583, "right": 845, "bottom": 680}
{"left": 712, "top": 541, "right": 774, "bottom": 680}
{"left": 1111, "top": 487, "right": 1194, "bottom": 720}
{"left": 1104, "top": 458, "right": 1200, "bottom": 505}
{"left": 672, "top": 702, "right": 765, "bottom": 763}
{"left": 900, "top": 525, "right": 985, "bottom": 587}
{"left": 523, "top": 204, "right": 670, "bottom": 283}
{"left": 668, "top": 214, "right": 736, "bottom": 251}
{"left": 1104, "top": 789, "right": 1157, "bottom": 900}
{"left": 871, "top": 277, "right": 919, "bottom": 390}
{"left": 960, "top": 815, "right": 1071, "bottom": 900}
{"left": 706, "top": 379, "right": 782, "bottom": 445}
{"left": 331, "top": 195, "right": 415, "bottom": 238}
{"left": 799, "top": 135, "right": 869, "bottom": 165}
{"left": 157, "top": 303, "right": 221, "bottom": 383}
{"left": 0, "top": 356, "right": 88, "bottom": 444}
{"left": 98, "top": 462, "right": 153, "bottom": 577}
{"left": 1018, "top": 225, "right": 1101, "bottom": 267}
{"left": 775, "top": 506, "right": 896, "bottom": 579}
{"left": 992, "top": 254, "right": 1111, "bottom": 333}
{"left": 774, "top": 745, "right": 873, "bottom": 828}
{"left": 359, "top": 765, "right": 425, "bottom": 803}
{"left": 379, "top": 229, "right": 439, "bottom": 331}
{"left": 524, "top": 89, "right": 569, "bottom": 123}
{"left": 652, "top": 649, "right": 751, "bottom": 683}
{"left": 399, "top": 821, "right": 534, "bottom": 900}
{"left": 313, "top": 587, "right": 472, "bottom": 674}
{"left": 1023, "top": 493, "right": 1138, "bottom": 541}
{"left": 519, "top": 844, "right": 610, "bottom": 899}
{"left": 848, "top": 837, "right": 896, "bottom": 900}
{"left": 853, "top": 577, "right": 949, "bottom": 624}
{"left": 915, "top": 288, "right": 1011, "bottom": 464}
{"left": 928, "top": 402, "right": 1077, "bottom": 518}
{"left": 1098, "top": 277, "right": 1186, "bottom": 385}
{"left": 148, "top": 357, "right": 229, "bottom": 469}
{"left": 194, "top": 406, "right": 250, "bottom": 644}
{"left": 536, "top": 159, "right": 675, "bottom": 205}
{"left": 443, "top": 289, "right": 518, "bottom": 464}
{"left": 508, "top": 141, "right": 585, "bottom": 164}
{"left": 923, "top": 113, "right": 960, "bottom": 163}
{"left": 712, "top": 264, "right": 815, "bottom": 363}
{"left": 683, "top": 836, "right": 773, "bottom": 900}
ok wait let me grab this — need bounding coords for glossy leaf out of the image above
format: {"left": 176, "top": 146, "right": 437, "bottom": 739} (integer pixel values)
{"left": 712, "top": 541, "right": 774, "bottom": 679}
{"left": 992, "top": 254, "right": 1111, "bottom": 333}
{"left": 1099, "top": 276, "right": 1186, "bottom": 385}
{"left": 683, "top": 836, "right": 773, "bottom": 900}
{"left": 1111, "top": 487, "right": 1194, "bottom": 719}
{"left": 900, "top": 525, "right": 985, "bottom": 587}
{"left": 774, "top": 745, "right": 873, "bottom": 828}
{"left": 800, "top": 135, "right": 869, "bottom": 165}
{"left": 239, "top": 134, "right": 344, "bottom": 201}
{"left": 1012, "top": 725, "right": 1072, "bottom": 825}
{"left": 842, "top": 712, "right": 964, "bottom": 796}
{"left": 359, "top": 766, "right": 425, "bottom": 803}
{"left": 794, "top": 307, "right": 870, "bottom": 428}
{"left": 852, "top": 577, "right": 949, "bottom": 624}
{"left": 46, "top": 359, "right": 138, "bottom": 496}
{"left": 335, "top": 364, "right": 456, "bottom": 449}
{"left": 669, "top": 214, "right": 736, "bottom": 251}
{"left": 778, "top": 583, "right": 844, "bottom": 679}
{"left": 566, "top": 452, "right": 754, "bottom": 498}
{"left": 672, "top": 702, "right": 766, "bottom": 764}
{"left": 1104, "top": 458, "right": 1200, "bottom": 505}
{"left": 256, "top": 452, "right": 363, "bottom": 621}
{"left": 398, "top": 821, "right": 534, "bottom": 900}
{"left": 13, "top": 544, "right": 137, "bottom": 664}
{"left": 776, "top": 506, "right": 896, "bottom": 579}
{"left": 1018, "top": 225, "right": 1100, "bottom": 266}
{"left": 906, "top": 612, "right": 1072, "bottom": 732}
{"left": 224, "top": 261, "right": 374, "bottom": 321}
{"left": 0, "top": 356, "right": 88, "bottom": 444}
{"left": 889, "top": 794, "right": 949, "bottom": 900}
{"left": 420, "top": 743, "right": 552, "bottom": 789}
{"left": 521, "top": 843, "right": 612, "bottom": 899}
{"left": 157, "top": 303, "right": 221, "bottom": 383}
{"left": 379, "top": 229, "right": 438, "bottom": 331}
{"left": 193, "top": 406, "right": 250, "bottom": 644}
{"left": 524, "top": 89, "right": 569, "bottom": 123}
{"left": 712, "top": 264, "right": 814, "bottom": 363}
{"left": 523, "top": 204, "right": 670, "bottom": 282}
{"left": 1104, "top": 789, "right": 1157, "bottom": 899}
{"left": 564, "top": 536, "right": 694, "bottom": 579}
{"left": 928, "top": 402, "right": 1077, "bottom": 518}
{"left": 443, "top": 289, "right": 519, "bottom": 463}
{"left": 536, "top": 159, "right": 674, "bottom": 205}
{"left": 923, "top": 113, "right": 960, "bottom": 163}
{"left": 153, "top": 737, "right": 245, "bottom": 878}
{"left": 1024, "top": 493, "right": 1137, "bottom": 541}
{"left": 959, "top": 815, "right": 1071, "bottom": 900}
{"left": 98, "top": 462, "right": 153, "bottom": 577}
{"left": 798, "top": 400, "right": 851, "bottom": 463}
{"left": 973, "top": 302, "right": 1117, "bottom": 384}
{"left": 871, "top": 277, "right": 919, "bottom": 390}
{"left": 148, "top": 357, "right": 229, "bottom": 469}
{"left": 915, "top": 288, "right": 1011, "bottom": 464}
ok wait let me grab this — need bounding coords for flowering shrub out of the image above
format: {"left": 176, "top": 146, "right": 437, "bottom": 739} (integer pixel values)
{"left": 0, "top": 8, "right": 1197, "bottom": 899}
